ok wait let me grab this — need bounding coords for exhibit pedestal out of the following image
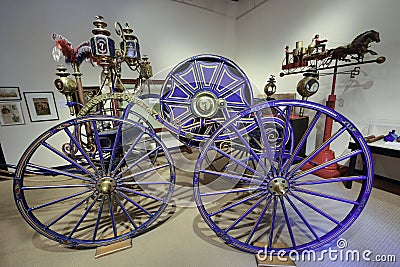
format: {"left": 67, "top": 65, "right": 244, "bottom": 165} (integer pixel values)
{"left": 95, "top": 238, "right": 132, "bottom": 259}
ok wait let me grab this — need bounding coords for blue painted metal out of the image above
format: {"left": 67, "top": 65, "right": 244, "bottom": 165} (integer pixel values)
{"left": 193, "top": 100, "right": 374, "bottom": 254}
{"left": 159, "top": 54, "right": 253, "bottom": 145}
{"left": 13, "top": 116, "right": 175, "bottom": 247}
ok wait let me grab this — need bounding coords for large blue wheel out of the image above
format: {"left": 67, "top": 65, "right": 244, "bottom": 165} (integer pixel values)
{"left": 14, "top": 116, "right": 175, "bottom": 247}
{"left": 193, "top": 100, "right": 373, "bottom": 254}
{"left": 159, "top": 54, "right": 253, "bottom": 145}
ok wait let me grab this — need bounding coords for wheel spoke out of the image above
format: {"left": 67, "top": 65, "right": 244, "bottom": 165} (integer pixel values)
{"left": 268, "top": 197, "right": 278, "bottom": 249}
{"left": 279, "top": 196, "right": 296, "bottom": 248}
{"left": 160, "top": 99, "right": 191, "bottom": 105}
{"left": 282, "top": 111, "right": 322, "bottom": 173}
{"left": 45, "top": 192, "right": 96, "bottom": 229}
{"left": 225, "top": 194, "right": 269, "bottom": 233}
{"left": 200, "top": 169, "right": 263, "bottom": 184}
{"left": 21, "top": 184, "right": 91, "bottom": 190}
{"left": 113, "top": 192, "right": 138, "bottom": 230}
{"left": 109, "top": 195, "right": 118, "bottom": 237}
{"left": 200, "top": 118, "right": 206, "bottom": 128}
{"left": 92, "top": 197, "right": 105, "bottom": 241}
{"left": 290, "top": 193, "right": 343, "bottom": 226}
{"left": 277, "top": 107, "right": 292, "bottom": 172}
{"left": 193, "top": 60, "right": 204, "bottom": 89}
{"left": 118, "top": 186, "right": 163, "bottom": 202}
{"left": 289, "top": 126, "right": 347, "bottom": 175}
{"left": 68, "top": 194, "right": 100, "bottom": 239}
{"left": 64, "top": 127, "right": 99, "bottom": 176}
{"left": 120, "top": 181, "right": 172, "bottom": 186}
{"left": 107, "top": 122, "right": 124, "bottom": 176}
{"left": 218, "top": 80, "right": 245, "bottom": 98}
{"left": 203, "top": 123, "right": 219, "bottom": 135}
{"left": 28, "top": 189, "right": 92, "bottom": 211}
{"left": 170, "top": 76, "right": 195, "bottom": 96}
{"left": 210, "top": 145, "right": 264, "bottom": 178}
{"left": 229, "top": 149, "right": 247, "bottom": 174}
{"left": 195, "top": 60, "right": 224, "bottom": 91}
{"left": 209, "top": 61, "right": 224, "bottom": 92}
{"left": 245, "top": 196, "right": 273, "bottom": 244}
{"left": 116, "top": 191, "right": 153, "bottom": 217}
{"left": 42, "top": 142, "right": 95, "bottom": 179}
{"left": 293, "top": 175, "right": 366, "bottom": 186}
{"left": 209, "top": 192, "right": 265, "bottom": 217}
{"left": 293, "top": 150, "right": 362, "bottom": 180}
{"left": 118, "top": 163, "right": 170, "bottom": 182}
{"left": 116, "top": 146, "right": 161, "bottom": 178}
{"left": 199, "top": 187, "right": 262, "bottom": 197}
{"left": 26, "top": 163, "right": 93, "bottom": 182}
{"left": 254, "top": 111, "right": 277, "bottom": 175}
{"left": 92, "top": 121, "right": 106, "bottom": 175}
{"left": 228, "top": 124, "right": 270, "bottom": 175}
{"left": 292, "top": 187, "right": 359, "bottom": 205}
{"left": 284, "top": 194, "right": 320, "bottom": 241}
{"left": 111, "top": 131, "right": 145, "bottom": 177}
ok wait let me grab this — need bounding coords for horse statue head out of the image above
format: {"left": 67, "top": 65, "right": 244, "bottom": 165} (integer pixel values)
{"left": 329, "top": 30, "right": 381, "bottom": 62}
{"left": 350, "top": 30, "right": 380, "bottom": 47}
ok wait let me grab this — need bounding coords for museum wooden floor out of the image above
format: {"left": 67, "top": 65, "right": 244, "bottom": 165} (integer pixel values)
{"left": 0, "top": 151, "right": 399, "bottom": 267}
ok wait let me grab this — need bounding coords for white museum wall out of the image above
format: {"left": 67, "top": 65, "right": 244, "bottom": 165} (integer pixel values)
{"left": 236, "top": 0, "right": 400, "bottom": 123}
{"left": 236, "top": 0, "right": 400, "bottom": 179}
{"left": 1, "top": 0, "right": 400, "bottom": 180}
{"left": 0, "top": 0, "right": 237, "bottom": 164}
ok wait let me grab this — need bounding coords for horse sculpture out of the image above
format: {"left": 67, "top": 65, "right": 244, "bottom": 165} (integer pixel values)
{"left": 328, "top": 30, "right": 380, "bottom": 62}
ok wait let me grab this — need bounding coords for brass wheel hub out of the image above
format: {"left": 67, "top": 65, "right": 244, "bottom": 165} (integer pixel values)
{"left": 268, "top": 178, "right": 289, "bottom": 196}
{"left": 191, "top": 91, "right": 219, "bottom": 118}
{"left": 96, "top": 177, "right": 116, "bottom": 194}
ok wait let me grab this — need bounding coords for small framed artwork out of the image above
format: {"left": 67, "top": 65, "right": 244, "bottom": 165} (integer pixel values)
{"left": 0, "top": 87, "right": 21, "bottom": 101}
{"left": 0, "top": 101, "right": 25, "bottom": 126}
{"left": 24, "top": 92, "right": 59, "bottom": 122}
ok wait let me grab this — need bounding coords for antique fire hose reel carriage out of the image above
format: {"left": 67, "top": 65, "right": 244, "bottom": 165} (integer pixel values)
{"left": 12, "top": 16, "right": 376, "bottom": 256}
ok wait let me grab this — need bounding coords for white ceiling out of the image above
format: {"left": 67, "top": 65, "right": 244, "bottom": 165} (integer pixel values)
{"left": 170, "top": 0, "right": 269, "bottom": 19}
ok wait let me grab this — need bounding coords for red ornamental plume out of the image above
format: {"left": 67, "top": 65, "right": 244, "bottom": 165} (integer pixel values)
{"left": 55, "top": 39, "right": 76, "bottom": 63}
{"left": 51, "top": 33, "right": 96, "bottom": 66}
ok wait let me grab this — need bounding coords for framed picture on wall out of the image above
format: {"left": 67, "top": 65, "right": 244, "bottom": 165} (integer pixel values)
{"left": 24, "top": 92, "right": 59, "bottom": 122}
{"left": 0, "top": 101, "right": 25, "bottom": 126}
{"left": 0, "top": 87, "right": 21, "bottom": 101}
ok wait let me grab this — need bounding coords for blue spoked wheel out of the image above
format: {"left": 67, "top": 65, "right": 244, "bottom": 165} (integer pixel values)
{"left": 193, "top": 100, "right": 373, "bottom": 254}
{"left": 14, "top": 116, "right": 175, "bottom": 247}
{"left": 159, "top": 54, "right": 253, "bottom": 145}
